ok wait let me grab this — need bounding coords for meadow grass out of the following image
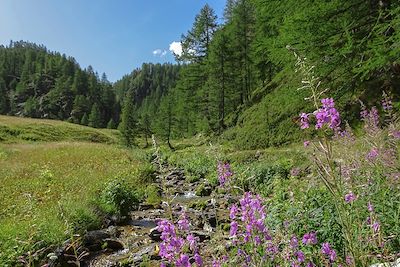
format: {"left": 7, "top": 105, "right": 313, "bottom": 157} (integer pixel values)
{"left": 0, "top": 115, "right": 120, "bottom": 144}
{"left": 0, "top": 141, "right": 147, "bottom": 266}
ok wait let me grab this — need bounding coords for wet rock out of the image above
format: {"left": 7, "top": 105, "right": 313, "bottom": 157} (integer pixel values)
{"left": 131, "top": 244, "right": 157, "bottom": 265}
{"left": 191, "top": 230, "right": 211, "bottom": 242}
{"left": 207, "top": 216, "right": 217, "bottom": 228}
{"left": 370, "top": 258, "right": 400, "bottom": 267}
{"left": 84, "top": 230, "right": 112, "bottom": 251}
{"left": 103, "top": 239, "right": 124, "bottom": 251}
{"left": 149, "top": 227, "right": 162, "bottom": 241}
{"left": 195, "top": 184, "right": 212, "bottom": 197}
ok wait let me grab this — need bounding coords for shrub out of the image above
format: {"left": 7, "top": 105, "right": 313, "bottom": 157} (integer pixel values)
{"left": 101, "top": 179, "right": 139, "bottom": 216}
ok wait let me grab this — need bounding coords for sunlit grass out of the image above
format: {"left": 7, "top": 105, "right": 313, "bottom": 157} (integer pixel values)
{"left": 0, "top": 115, "right": 120, "bottom": 144}
{"left": 0, "top": 141, "right": 145, "bottom": 265}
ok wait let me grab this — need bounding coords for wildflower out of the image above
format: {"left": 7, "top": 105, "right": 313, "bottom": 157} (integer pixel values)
{"left": 344, "top": 192, "right": 357, "bottom": 203}
{"left": 366, "top": 148, "right": 379, "bottom": 161}
{"left": 217, "top": 161, "right": 233, "bottom": 186}
{"left": 290, "top": 235, "right": 299, "bottom": 249}
{"left": 321, "top": 242, "right": 336, "bottom": 262}
{"left": 177, "top": 211, "right": 190, "bottom": 231}
{"left": 194, "top": 253, "right": 203, "bottom": 266}
{"left": 367, "top": 201, "right": 374, "bottom": 212}
{"left": 302, "top": 231, "right": 317, "bottom": 245}
{"left": 296, "top": 251, "right": 305, "bottom": 263}
{"left": 300, "top": 113, "right": 310, "bottom": 129}
{"left": 303, "top": 140, "right": 310, "bottom": 147}
{"left": 212, "top": 259, "right": 221, "bottom": 267}
{"left": 382, "top": 93, "right": 393, "bottom": 111}
{"left": 186, "top": 234, "right": 198, "bottom": 251}
{"left": 307, "top": 262, "right": 315, "bottom": 267}
{"left": 230, "top": 204, "right": 238, "bottom": 219}
{"left": 369, "top": 107, "right": 380, "bottom": 128}
{"left": 230, "top": 221, "right": 238, "bottom": 237}
{"left": 315, "top": 98, "right": 341, "bottom": 130}
{"left": 176, "top": 254, "right": 190, "bottom": 267}
{"left": 372, "top": 222, "right": 380, "bottom": 233}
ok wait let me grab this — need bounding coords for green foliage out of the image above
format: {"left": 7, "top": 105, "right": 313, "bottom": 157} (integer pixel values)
{"left": 101, "top": 179, "right": 139, "bottom": 216}
{"left": 144, "top": 184, "right": 161, "bottom": 205}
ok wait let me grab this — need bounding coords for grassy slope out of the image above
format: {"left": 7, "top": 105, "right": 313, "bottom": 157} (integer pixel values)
{"left": 0, "top": 116, "right": 147, "bottom": 266}
{"left": 0, "top": 115, "right": 120, "bottom": 144}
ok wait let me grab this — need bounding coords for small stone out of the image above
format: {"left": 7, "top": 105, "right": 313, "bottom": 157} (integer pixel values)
{"left": 149, "top": 227, "right": 162, "bottom": 241}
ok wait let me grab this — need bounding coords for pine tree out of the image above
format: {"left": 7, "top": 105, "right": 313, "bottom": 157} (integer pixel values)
{"left": 155, "top": 92, "right": 176, "bottom": 149}
{"left": 88, "top": 103, "right": 102, "bottom": 128}
{"left": 81, "top": 113, "right": 89, "bottom": 125}
{"left": 0, "top": 78, "right": 9, "bottom": 114}
{"left": 119, "top": 89, "right": 137, "bottom": 147}
{"left": 107, "top": 118, "right": 116, "bottom": 129}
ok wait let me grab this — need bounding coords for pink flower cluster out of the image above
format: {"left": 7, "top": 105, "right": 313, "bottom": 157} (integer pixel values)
{"left": 158, "top": 210, "right": 203, "bottom": 267}
{"left": 299, "top": 98, "right": 341, "bottom": 130}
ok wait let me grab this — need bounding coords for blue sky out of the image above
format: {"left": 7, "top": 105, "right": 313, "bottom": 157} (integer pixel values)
{"left": 0, "top": 0, "right": 225, "bottom": 82}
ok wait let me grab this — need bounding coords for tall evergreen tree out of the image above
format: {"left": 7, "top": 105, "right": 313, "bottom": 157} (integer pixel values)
{"left": 0, "top": 78, "right": 9, "bottom": 114}
{"left": 80, "top": 112, "right": 89, "bottom": 126}
{"left": 88, "top": 103, "right": 102, "bottom": 128}
{"left": 119, "top": 89, "right": 137, "bottom": 147}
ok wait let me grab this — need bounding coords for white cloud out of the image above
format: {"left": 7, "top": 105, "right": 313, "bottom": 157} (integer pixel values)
{"left": 153, "top": 49, "right": 167, "bottom": 57}
{"left": 169, "top": 41, "right": 182, "bottom": 56}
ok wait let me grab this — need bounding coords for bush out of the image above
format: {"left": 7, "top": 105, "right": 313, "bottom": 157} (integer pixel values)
{"left": 101, "top": 179, "right": 139, "bottom": 216}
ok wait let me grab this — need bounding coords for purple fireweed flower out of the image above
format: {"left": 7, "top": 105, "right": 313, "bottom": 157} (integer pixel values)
{"left": 296, "top": 251, "right": 305, "bottom": 263}
{"left": 366, "top": 148, "right": 379, "bottom": 161}
{"left": 313, "top": 98, "right": 341, "bottom": 130}
{"left": 194, "top": 253, "right": 203, "bottom": 267}
{"left": 382, "top": 94, "right": 393, "bottom": 111}
{"left": 367, "top": 201, "right": 374, "bottom": 212}
{"left": 344, "top": 192, "right": 357, "bottom": 203}
{"left": 303, "top": 140, "right": 310, "bottom": 147}
{"left": 230, "top": 204, "right": 238, "bottom": 220}
{"left": 177, "top": 211, "right": 190, "bottom": 231}
{"left": 212, "top": 260, "right": 221, "bottom": 267}
{"left": 321, "top": 242, "right": 337, "bottom": 262}
{"left": 300, "top": 113, "right": 310, "bottom": 129}
{"left": 321, "top": 98, "right": 335, "bottom": 108}
{"left": 230, "top": 221, "right": 238, "bottom": 237}
{"left": 302, "top": 231, "right": 317, "bottom": 245}
{"left": 217, "top": 161, "right": 233, "bottom": 186}
{"left": 186, "top": 234, "right": 199, "bottom": 251}
{"left": 369, "top": 107, "right": 380, "bottom": 127}
{"left": 360, "top": 106, "right": 369, "bottom": 120}
{"left": 330, "top": 250, "right": 337, "bottom": 262}
{"left": 372, "top": 222, "right": 380, "bottom": 233}
{"left": 307, "top": 262, "right": 315, "bottom": 267}
{"left": 290, "top": 235, "right": 299, "bottom": 249}
{"left": 176, "top": 254, "right": 190, "bottom": 267}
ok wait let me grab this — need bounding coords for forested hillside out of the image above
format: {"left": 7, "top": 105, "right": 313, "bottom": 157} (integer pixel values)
{"left": 0, "top": 41, "right": 120, "bottom": 128}
{"left": 1, "top": 0, "right": 399, "bottom": 149}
